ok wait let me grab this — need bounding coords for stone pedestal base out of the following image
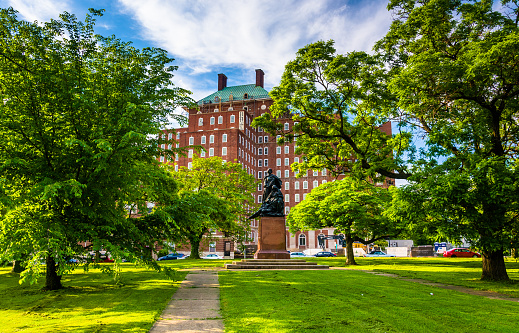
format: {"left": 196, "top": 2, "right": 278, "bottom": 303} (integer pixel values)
{"left": 254, "top": 216, "right": 290, "bottom": 259}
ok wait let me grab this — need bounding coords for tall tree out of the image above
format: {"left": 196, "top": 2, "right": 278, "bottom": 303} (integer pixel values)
{"left": 375, "top": 0, "right": 519, "bottom": 281}
{"left": 287, "top": 178, "right": 399, "bottom": 265}
{"left": 254, "top": 0, "right": 519, "bottom": 281}
{"left": 0, "top": 8, "right": 192, "bottom": 289}
{"left": 253, "top": 41, "right": 411, "bottom": 182}
{"left": 167, "top": 156, "right": 258, "bottom": 258}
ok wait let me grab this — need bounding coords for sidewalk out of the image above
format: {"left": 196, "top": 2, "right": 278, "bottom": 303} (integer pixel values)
{"left": 149, "top": 270, "right": 224, "bottom": 333}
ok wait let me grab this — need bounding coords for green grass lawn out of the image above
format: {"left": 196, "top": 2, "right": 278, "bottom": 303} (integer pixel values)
{"left": 303, "top": 257, "right": 519, "bottom": 297}
{"left": 219, "top": 269, "right": 519, "bottom": 333}
{"left": 0, "top": 264, "right": 187, "bottom": 333}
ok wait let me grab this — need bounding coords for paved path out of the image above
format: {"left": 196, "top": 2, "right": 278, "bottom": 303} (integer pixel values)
{"left": 331, "top": 267, "right": 519, "bottom": 302}
{"left": 149, "top": 270, "right": 224, "bottom": 333}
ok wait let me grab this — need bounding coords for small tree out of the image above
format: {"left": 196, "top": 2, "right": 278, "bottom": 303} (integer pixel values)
{"left": 287, "top": 178, "right": 400, "bottom": 265}
{"left": 167, "top": 156, "right": 258, "bottom": 258}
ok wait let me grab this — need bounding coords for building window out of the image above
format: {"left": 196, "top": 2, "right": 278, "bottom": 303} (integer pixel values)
{"left": 303, "top": 181, "right": 308, "bottom": 189}
{"left": 322, "top": 168, "right": 327, "bottom": 176}
{"left": 222, "top": 134, "right": 227, "bottom": 142}
{"left": 230, "top": 115, "right": 235, "bottom": 123}
{"left": 201, "top": 136, "right": 206, "bottom": 144}
{"left": 277, "top": 170, "right": 281, "bottom": 178}
{"left": 222, "top": 147, "right": 227, "bottom": 156}
{"left": 210, "top": 135, "right": 214, "bottom": 143}
{"left": 218, "top": 115, "right": 223, "bottom": 124}
{"left": 258, "top": 136, "right": 263, "bottom": 144}
{"left": 264, "top": 147, "right": 268, "bottom": 155}
{"left": 284, "top": 158, "right": 289, "bottom": 166}
{"left": 160, "top": 156, "right": 164, "bottom": 162}
{"left": 303, "top": 193, "right": 307, "bottom": 200}
{"left": 285, "top": 181, "right": 289, "bottom": 190}
{"left": 276, "top": 158, "right": 281, "bottom": 166}
{"left": 264, "top": 136, "right": 268, "bottom": 143}
{"left": 285, "top": 206, "right": 290, "bottom": 215}
{"left": 313, "top": 180, "right": 319, "bottom": 188}
{"left": 188, "top": 149, "right": 193, "bottom": 158}
{"left": 294, "top": 157, "right": 299, "bottom": 163}
{"left": 209, "top": 148, "right": 214, "bottom": 156}
{"left": 295, "top": 194, "right": 300, "bottom": 202}
{"left": 210, "top": 117, "right": 215, "bottom": 125}
{"left": 322, "top": 180, "right": 327, "bottom": 184}
{"left": 209, "top": 242, "right": 216, "bottom": 252}
{"left": 198, "top": 118, "right": 203, "bottom": 126}
{"left": 264, "top": 159, "right": 268, "bottom": 167}
{"left": 285, "top": 194, "right": 290, "bottom": 202}
{"left": 201, "top": 149, "right": 206, "bottom": 157}
{"left": 258, "top": 171, "right": 262, "bottom": 179}
{"left": 284, "top": 146, "right": 289, "bottom": 154}
{"left": 295, "top": 181, "right": 300, "bottom": 190}
{"left": 299, "top": 234, "right": 306, "bottom": 246}
{"left": 258, "top": 148, "right": 263, "bottom": 155}
{"left": 313, "top": 170, "right": 318, "bottom": 176}
{"left": 175, "top": 164, "right": 178, "bottom": 171}
{"left": 258, "top": 195, "right": 262, "bottom": 203}
{"left": 168, "top": 133, "right": 172, "bottom": 140}
{"left": 276, "top": 147, "right": 281, "bottom": 154}
{"left": 284, "top": 123, "right": 290, "bottom": 131}
{"left": 189, "top": 137, "right": 194, "bottom": 145}
{"left": 258, "top": 160, "right": 263, "bottom": 167}
{"left": 188, "top": 162, "right": 192, "bottom": 169}
{"left": 285, "top": 170, "right": 290, "bottom": 178}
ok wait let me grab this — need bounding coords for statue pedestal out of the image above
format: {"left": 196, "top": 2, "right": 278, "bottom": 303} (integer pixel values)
{"left": 254, "top": 216, "right": 290, "bottom": 259}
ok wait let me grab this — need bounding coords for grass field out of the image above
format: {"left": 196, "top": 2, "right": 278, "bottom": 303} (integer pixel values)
{"left": 219, "top": 269, "right": 519, "bottom": 333}
{"left": 1, "top": 257, "right": 518, "bottom": 332}
{"left": 304, "top": 257, "right": 519, "bottom": 297}
{"left": 0, "top": 264, "right": 187, "bottom": 333}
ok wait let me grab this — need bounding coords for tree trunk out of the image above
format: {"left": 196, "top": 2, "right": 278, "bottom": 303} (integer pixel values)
{"left": 11, "top": 260, "right": 25, "bottom": 273}
{"left": 481, "top": 249, "right": 509, "bottom": 281}
{"left": 45, "top": 256, "right": 63, "bottom": 290}
{"left": 345, "top": 235, "right": 357, "bottom": 265}
{"left": 189, "top": 235, "right": 202, "bottom": 259}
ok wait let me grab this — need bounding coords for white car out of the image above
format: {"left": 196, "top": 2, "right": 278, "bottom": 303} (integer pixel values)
{"left": 290, "top": 252, "right": 306, "bottom": 258}
{"left": 202, "top": 254, "right": 223, "bottom": 259}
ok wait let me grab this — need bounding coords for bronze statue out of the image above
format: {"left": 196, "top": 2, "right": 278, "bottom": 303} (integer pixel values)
{"left": 248, "top": 169, "right": 284, "bottom": 219}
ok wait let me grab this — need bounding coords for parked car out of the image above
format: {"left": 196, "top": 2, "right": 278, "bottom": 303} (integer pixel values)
{"left": 290, "top": 252, "right": 306, "bottom": 258}
{"left": 363, "top": 250, "right": 395, "bottom": 257}
{"left": 202, "top": 254, "right": 223, "bottom": 259}
{"left": 443, "top": 248, "right": 481, "bottom": 258}
{"left": 314, "top": 251, "right": 336, "bottom": 257}
{"left": 157, "top": 253, "right": 186, "bottom": 261}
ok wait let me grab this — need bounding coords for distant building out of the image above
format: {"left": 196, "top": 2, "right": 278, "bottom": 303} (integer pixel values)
{"left": 160, "top": 70, "right": 395, "bottom": 256}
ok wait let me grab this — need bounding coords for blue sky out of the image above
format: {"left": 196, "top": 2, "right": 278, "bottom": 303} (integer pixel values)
{"left": 0, "top": 0, "right": 394, "bottom": 102}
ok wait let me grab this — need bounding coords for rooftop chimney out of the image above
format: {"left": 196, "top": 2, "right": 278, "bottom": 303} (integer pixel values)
{"left": 255, "top": 69, "right": 264, "bottom": 88}
{"left": 218, "top": 73, "right": 227, "bottom": 91}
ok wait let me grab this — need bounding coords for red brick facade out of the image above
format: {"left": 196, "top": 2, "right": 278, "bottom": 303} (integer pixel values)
{"left": 159, "top": 70, "right": 395, "bottom": 256}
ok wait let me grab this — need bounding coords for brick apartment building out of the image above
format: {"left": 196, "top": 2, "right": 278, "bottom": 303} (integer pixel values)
{"left": 161, "top": 69, "right": 394, "bottom": 257}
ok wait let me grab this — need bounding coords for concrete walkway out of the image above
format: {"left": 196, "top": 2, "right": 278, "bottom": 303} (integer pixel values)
{"left": 149, "top": 270, "right": 224, "bottom": 333}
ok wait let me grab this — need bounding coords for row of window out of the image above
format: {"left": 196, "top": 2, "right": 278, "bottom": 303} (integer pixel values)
{"left": 189, "top": 134, "right": 227, "bottom": 145}
{"left": 256, "top": 181, "right": 327, "bottom": 204}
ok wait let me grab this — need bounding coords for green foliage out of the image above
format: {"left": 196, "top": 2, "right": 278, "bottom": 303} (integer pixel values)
{"left": 375, "top": 0, "right": 519, "bottom": 280}
{"left": 164, "top": 156, "right": 259, "bottom": 258}
{"left": 288, "top": 178, "right": 398, "bottom": 240}
{"left": 0, "top": 8, "right": 193, "bottom": 287}
{"left": 253, "top": 40, "right": 411, "bottom": 181}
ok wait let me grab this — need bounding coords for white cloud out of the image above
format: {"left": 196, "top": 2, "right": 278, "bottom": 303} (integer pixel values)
{"left": 4, "top": 0, "right": 71, "bottom": 23}
{"left": 118, "top": 0, "right": 392, "bottom": 88}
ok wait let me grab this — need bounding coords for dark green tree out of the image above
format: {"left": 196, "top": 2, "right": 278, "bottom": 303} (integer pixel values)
{"left": 254, "top": 0, "right": 519, "bottom": 281}
{"left": 0, "top": 8, "right": 192, "bottom": 289}
{"left": 287, "top": 178, "right": 400, "bottom": 265}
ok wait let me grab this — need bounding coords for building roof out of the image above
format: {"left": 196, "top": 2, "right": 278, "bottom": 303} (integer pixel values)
{"left": 197, "top": 84, "right": 270, "bottom": 105}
